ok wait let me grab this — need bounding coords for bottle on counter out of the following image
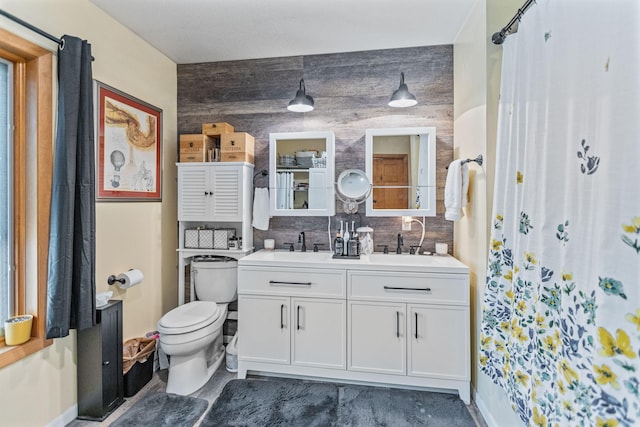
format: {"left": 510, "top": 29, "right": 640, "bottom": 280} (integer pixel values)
{"left": 349, "top": 234, "right": 359, "bottom": 257}
{"left": 334, "top": 230, "right": 344, "bottom": 257}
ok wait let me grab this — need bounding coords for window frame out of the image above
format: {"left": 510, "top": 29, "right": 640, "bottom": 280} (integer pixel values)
{"left": 0, "top": 27, "right": 53, "bottom": 368}
{"left": 0, "top": 55, "right": 14, "bottom": 336}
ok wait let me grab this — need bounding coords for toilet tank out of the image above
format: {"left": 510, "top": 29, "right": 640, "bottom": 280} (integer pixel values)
{"left": 191, "top": 256, "right": 238, "bottom": 303}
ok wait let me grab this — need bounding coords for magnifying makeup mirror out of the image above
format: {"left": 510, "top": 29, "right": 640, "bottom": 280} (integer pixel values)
{"left": 335, "top": 169, "right": 371, "bottom": 214}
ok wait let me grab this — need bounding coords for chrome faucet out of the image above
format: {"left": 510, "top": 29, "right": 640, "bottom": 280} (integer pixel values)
{"left": 298, "top": 232, "right": 306, "bottom": 252}
{"left": 396, "top": 234, "right": 403, "bottom": 254}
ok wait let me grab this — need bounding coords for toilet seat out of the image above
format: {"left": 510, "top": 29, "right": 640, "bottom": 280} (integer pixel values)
{"left": 158, "top": 301, "right": 221, "bottom": 335}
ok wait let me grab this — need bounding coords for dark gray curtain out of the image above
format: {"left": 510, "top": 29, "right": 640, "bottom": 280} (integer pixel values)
{"left": 46, "top": 35, "right": 96, "bottom": 339}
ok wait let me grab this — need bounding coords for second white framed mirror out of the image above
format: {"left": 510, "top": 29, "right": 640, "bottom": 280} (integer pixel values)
{"left": 365, "top": 127, "right": 436, "bottom": 217}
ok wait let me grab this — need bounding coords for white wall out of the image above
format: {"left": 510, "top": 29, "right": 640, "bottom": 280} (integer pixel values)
{"left": 453, "top": 0, "right": 524, "bottom": 426}
{"left": 0, "top": 0, "right": 177, "bottom": 425}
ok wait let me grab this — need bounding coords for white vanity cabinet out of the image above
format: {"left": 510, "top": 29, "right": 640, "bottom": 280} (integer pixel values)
{"left": 237, "top": 251, "right": 471, "bottom": 404}
{"left": 238, "top": 266, "right": 347, "bottom": 371}
{"left": 269, "top": 131, "right": 335, "bottom": 216}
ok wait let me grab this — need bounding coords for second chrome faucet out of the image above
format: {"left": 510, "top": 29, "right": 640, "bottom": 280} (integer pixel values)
{"left": 298, "top": 232, "right": 306, "bottom": 252}
{"left": 396, "top": 233, "right": 403, "bottom": 254}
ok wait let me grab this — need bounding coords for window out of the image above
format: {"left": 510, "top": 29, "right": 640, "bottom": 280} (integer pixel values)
{"left": 0, "top": 28, "right": 53, "bottom": 368}
{"left": 0, "top": 57, "right": 14, "bottom": 340}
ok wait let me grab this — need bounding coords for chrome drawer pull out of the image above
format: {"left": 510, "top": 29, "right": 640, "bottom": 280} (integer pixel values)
{"left": 269, "top": 280, "right": 312, "bottom": 286}
{"left": 384, "top": 286, "right": 432, "bottom": 292}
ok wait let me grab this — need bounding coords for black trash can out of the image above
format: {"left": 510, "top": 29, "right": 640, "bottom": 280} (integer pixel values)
{"left": 123, "top": 337, "right": 156, "bottom": 397}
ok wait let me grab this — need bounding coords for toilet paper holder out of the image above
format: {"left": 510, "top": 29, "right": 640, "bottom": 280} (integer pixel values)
{"left": 107, "top": 268, "right": 144, "bottom": 289}
{"left": 107, "top": 275, "right": 126, "bottom": 286}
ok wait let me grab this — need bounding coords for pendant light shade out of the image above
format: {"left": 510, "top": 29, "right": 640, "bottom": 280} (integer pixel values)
{"left": 287, "top": 79, "right": 314, "bottom": 112}
{"left": 388, "top": 72, "right": 417, "bottom": 108}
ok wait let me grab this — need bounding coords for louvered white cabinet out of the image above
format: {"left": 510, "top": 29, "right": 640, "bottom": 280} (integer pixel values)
{"left": 178, "top": 163, "right": 248, "bottom": 221}
{"left": 176, "top": 162, "right": 254, "bottom": 305}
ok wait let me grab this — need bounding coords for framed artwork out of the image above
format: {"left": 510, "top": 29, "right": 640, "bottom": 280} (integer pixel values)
{"left": 95, "top": 81, "right": 162, "bottom": 201}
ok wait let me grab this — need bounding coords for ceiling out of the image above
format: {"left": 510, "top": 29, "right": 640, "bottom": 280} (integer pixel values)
{"left": 89, "top": 0, "right": 476, "bottom": 64}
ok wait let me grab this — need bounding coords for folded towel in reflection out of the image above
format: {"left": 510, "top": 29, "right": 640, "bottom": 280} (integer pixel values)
{"left": 252, "top": 187, "right": 271, "bottom": 230}
{"left": 444, "top": 159, "right": 469, "bottom": 221}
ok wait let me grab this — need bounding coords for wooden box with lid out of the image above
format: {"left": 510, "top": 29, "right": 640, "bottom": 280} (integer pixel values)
{"left": 220, "top": 132, "right": 254, "bottom": 164}
{"left": 179, "top": 134, "right": 216, "bottom": 162}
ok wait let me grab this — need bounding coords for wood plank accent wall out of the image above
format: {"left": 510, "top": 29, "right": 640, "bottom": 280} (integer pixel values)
{"left": 177, "top": 45, "right": 454, "bottom": 254}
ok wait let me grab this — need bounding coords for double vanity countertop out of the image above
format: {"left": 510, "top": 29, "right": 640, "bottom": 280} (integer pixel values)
{"left": 238, "top": 249, "right": 469, "bottom": 274}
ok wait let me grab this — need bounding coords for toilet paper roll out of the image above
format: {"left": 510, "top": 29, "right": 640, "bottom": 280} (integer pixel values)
{"left": 116, "top": 269, "right": 144, "bottom": 289}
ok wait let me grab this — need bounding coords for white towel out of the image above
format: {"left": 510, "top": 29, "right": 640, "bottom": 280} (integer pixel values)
{"left": 252, "top": 187, "right": 271, "bottom": 230}
{"left": 444, "top": 160, "right": 469, "bottom": 221}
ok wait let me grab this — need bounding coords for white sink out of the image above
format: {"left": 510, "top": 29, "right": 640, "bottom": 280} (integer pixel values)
{"left": 239, "top": 249, "right": 468, "bottom": 273}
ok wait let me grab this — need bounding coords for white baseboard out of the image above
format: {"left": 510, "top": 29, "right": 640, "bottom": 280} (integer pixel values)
{"left": 45, "top": 404, "right": 77, "bottom": 427}
{"left": 473, "top": 388, "right": 500, "bottom": 427}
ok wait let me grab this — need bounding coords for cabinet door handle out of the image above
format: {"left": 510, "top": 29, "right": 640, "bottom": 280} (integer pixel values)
{"left": 269, "top": 280, "right": 312, "bottom": 286}
{"left": 415, "top": 312, "right": 418, "bottom": 339}
{"left": 103, "top": 360, "right": 110, "bottom": 366}
{"left": 384, "top": 286, "right": 432, "bottom": 292}
{"left": 204, "top": 191, "right": 209, "bottom": 196}
{"left": 297, "top": 305, "right": 301, "bottom": 330}
{"left": 396, "top": 311, "right": 400, "bottom": 338}
{"left": 280, "top": 304, "right": 285, "bottom": 329}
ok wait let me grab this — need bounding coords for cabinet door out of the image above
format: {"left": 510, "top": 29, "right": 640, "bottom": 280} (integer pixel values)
{"left": 307, "top": 168, "right": 327, "bottom": 210}
{"left": 178, "top": 166, "right": 209, "bottom": 221}
{"left": 101, "top": 302, "right": 123, "bottom": 413}
{"left": 210, "top": 166, "right": 243, "bottom": 221}
{"left": 408, "top": 304, "right": 469, "bottom": 380}
{"left": 348, "top": 301, "right": 405, "bottom": 375}
{"left": 238, "top": 296, "right": 290, "bottom": 364}
{"left": 291, "top": 298, "right": 346, "bottom": 370}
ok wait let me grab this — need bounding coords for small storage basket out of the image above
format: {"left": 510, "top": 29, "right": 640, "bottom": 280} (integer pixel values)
{"left": 295, "top": 151, "right": 317, "bottom": 168}
{"left": 279, "top": 155, "right": 296, "bottom": 167}
{"left": 184, "top": 229, "right": 200, "bottom": 248}
{"left": 312, "top": 157, "right": 326, "bottom": 168}
{"left": 214, "top": 228, "right": 236, "bottom": 249}
{"left": 198, "top": 229, "right": 214, "bottom": 249}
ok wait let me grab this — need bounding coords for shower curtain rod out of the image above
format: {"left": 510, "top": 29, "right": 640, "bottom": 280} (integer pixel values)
{"left": 492, "top": 0, "right": 536, "bottom": 45}
{"left": 0, "top": 8, "right": 64, "bottom": 48}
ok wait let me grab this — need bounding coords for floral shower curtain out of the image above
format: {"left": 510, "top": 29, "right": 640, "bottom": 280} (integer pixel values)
{"left": 480, "top": 1, "right": 639, "bottom": 426}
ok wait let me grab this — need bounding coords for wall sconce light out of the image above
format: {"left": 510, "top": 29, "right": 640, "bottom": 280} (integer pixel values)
{"left": 388, "top": 72, "right": 417, "bottom": 108}
{"left": 287, "top": 79, "right": 314, "bottom": 112}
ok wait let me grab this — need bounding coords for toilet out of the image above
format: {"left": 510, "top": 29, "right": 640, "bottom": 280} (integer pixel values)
{"left": 157, "top": 255, "right": 238, "bottom": 395}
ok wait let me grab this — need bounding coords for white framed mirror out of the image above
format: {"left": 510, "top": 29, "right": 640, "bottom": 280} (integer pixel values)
{"left": 269, "top": 131, "right": 336, "bottom": 216}
{"left": 365, "top": 127, "right": 436, "bottom": 217}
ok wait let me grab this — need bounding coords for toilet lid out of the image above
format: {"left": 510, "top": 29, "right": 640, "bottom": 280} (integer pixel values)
{"left": 158, "top": 301, "right": 221, "bottom": 334}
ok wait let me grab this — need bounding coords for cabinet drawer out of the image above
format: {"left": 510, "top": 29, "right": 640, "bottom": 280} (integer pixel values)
{"left": 239, "top": 267, "right": 346, "bottom": 298}
{"left": 348, "top": 271, "right": 468, "bottom": 305}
